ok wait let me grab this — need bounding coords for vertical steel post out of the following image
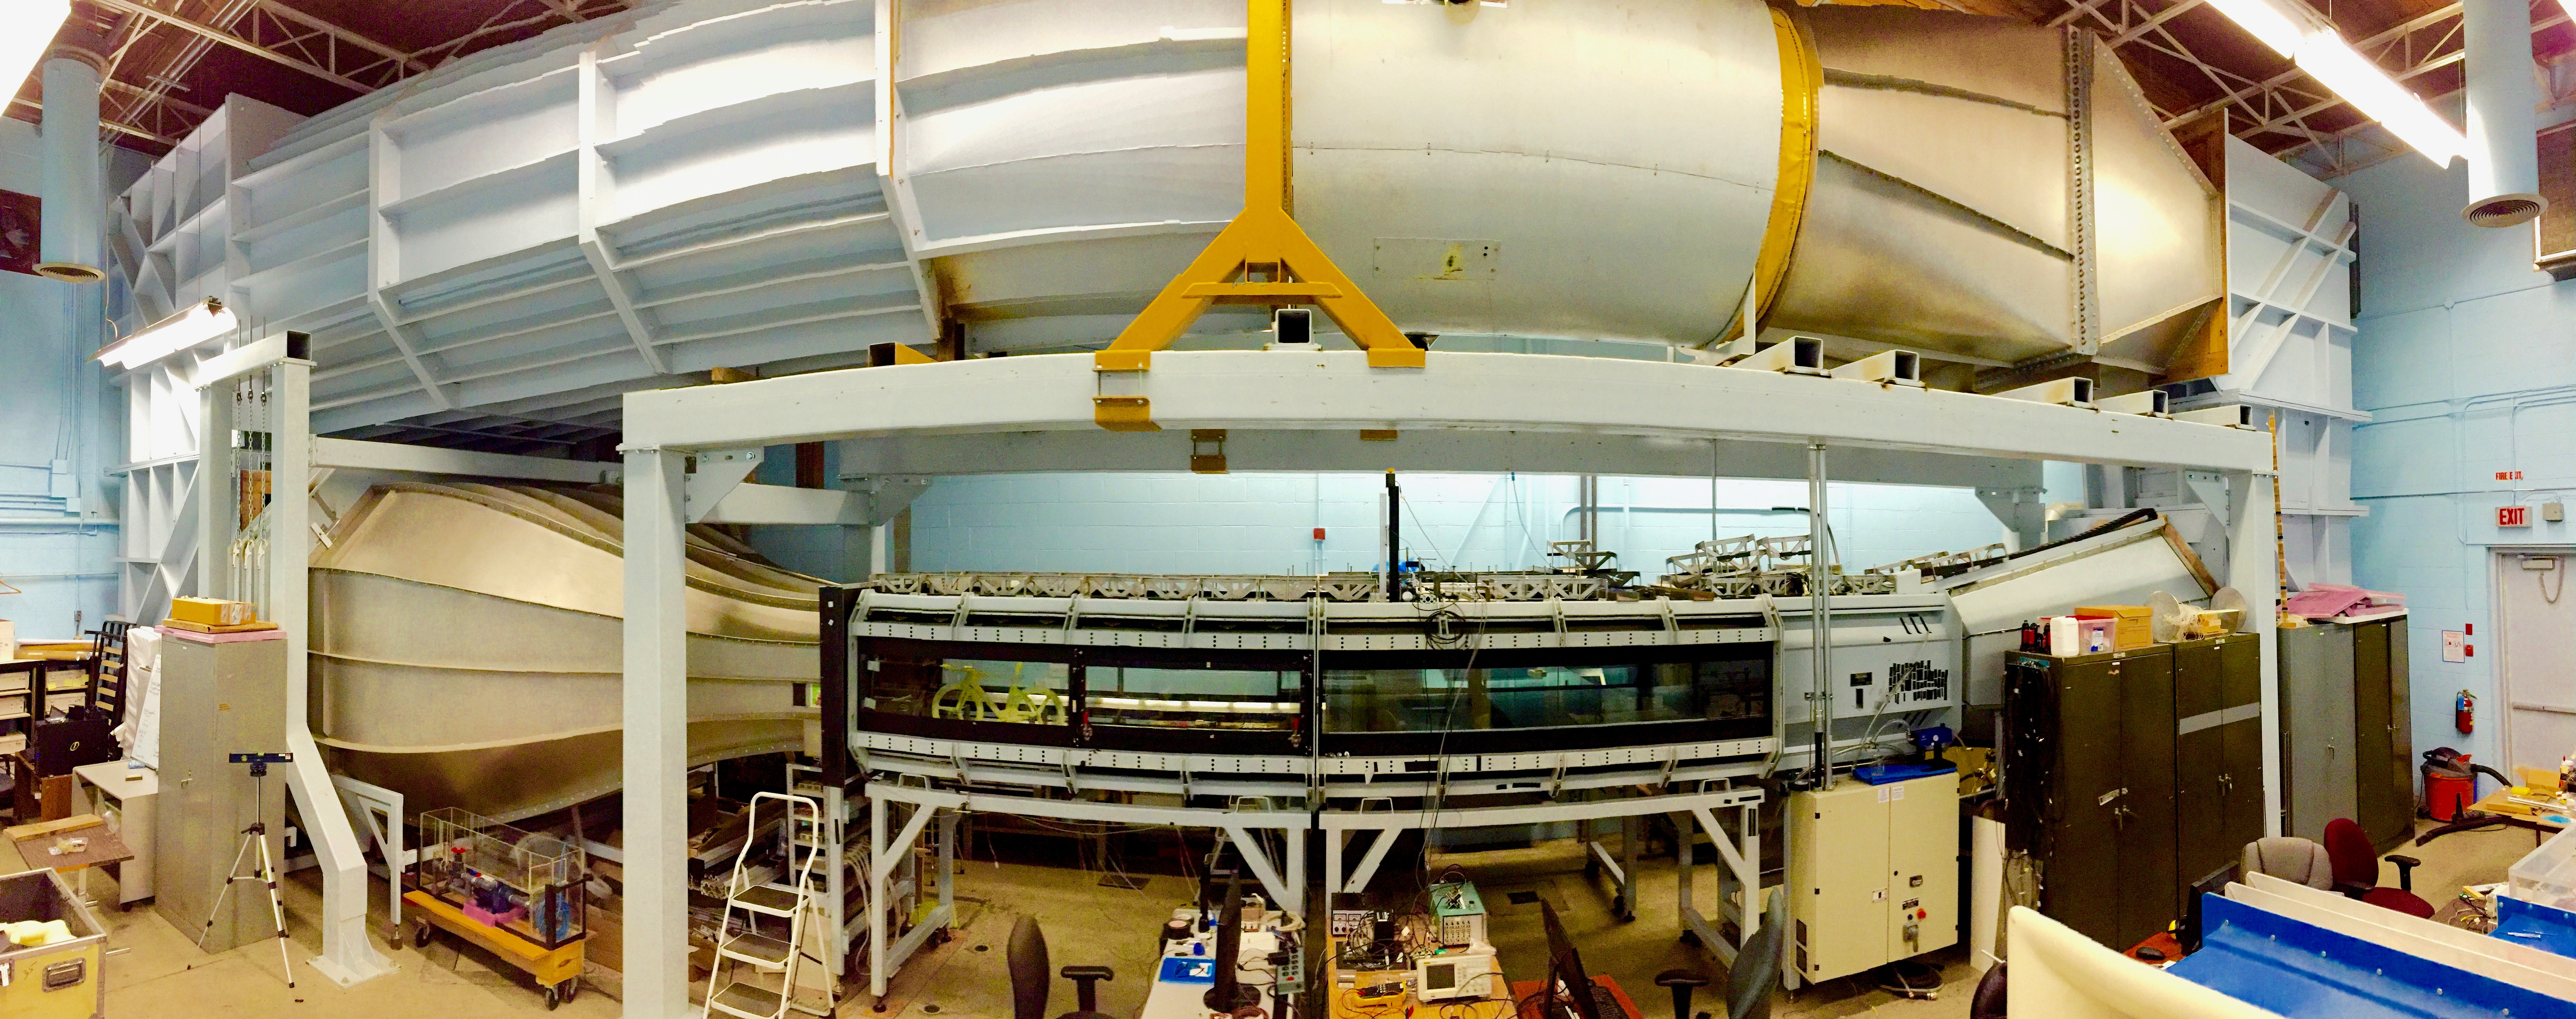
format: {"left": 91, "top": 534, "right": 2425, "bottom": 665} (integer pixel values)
{"left": 1808, "top": 442, "right": 1832, "bottom": 780}
{"left": 622, "top": 447, "right": 691, "bottom": 1017}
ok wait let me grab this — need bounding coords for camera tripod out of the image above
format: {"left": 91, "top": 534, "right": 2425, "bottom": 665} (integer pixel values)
{"left": 198, "top": 752, "right": 297, "bottom": 988}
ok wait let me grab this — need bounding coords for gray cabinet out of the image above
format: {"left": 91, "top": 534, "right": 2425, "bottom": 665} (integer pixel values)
{"left": 2279, "top": 617, "right": 2412, "bottom": 847}
{"left": 153, "top": 634, "right": 288, "bottom": 954}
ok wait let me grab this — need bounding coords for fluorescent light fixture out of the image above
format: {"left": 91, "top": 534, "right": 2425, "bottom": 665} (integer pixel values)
{"left": 1, "top": 0, "right": 72, "bottom": 99}
{"left": 94, "top": 298, "right": 238, "bottom": 370}
{"left": 2205, "top": 0, "right": 2308, "bottom": 56}
{"left": 2295, "top": 31, "right": 2466, "bottom": 166}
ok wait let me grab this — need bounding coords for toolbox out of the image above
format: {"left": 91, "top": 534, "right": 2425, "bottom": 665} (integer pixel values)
{"left": 0, "top": 868, "right": 106, "bottom": 1019}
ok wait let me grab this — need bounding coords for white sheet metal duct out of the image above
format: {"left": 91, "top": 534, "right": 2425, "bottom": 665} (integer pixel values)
{"left": 1943, "top": 516, "right": 2217, "bottom": 705}
{"left": 37, "top": 47, "right": 106, "bottom": 283}
{"left": 309, "top": 481, "right": 820, "bottom": 821}
{"left": 144, "top": 0, "right": 2224, "bottom": 437}
{"left": 2461, "top": 0, "right": 2545, "bottom": 227}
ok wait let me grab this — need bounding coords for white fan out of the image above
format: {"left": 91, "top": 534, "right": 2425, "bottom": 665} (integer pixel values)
{"left": 2209, "top": 587, "right": 2252, "bottom": 633}
{"left": 2148, "top": 590, "right": 2192, "bottom": 643}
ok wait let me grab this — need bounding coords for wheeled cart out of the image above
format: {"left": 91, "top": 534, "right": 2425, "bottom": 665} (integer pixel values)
{"left": 406, "top": 807, "right": 588, "bottom": 1010}
{"left": 406, "top": 888, "right": 585, "bottom": 1008}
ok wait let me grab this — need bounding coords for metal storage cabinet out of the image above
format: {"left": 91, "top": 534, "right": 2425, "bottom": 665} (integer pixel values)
{"left": 2280, "top": 623, "right": 2357, "bottom": 841}
{"left": 2171, "top": 633, "right": 2263, "bottom": 905}
{"left": 2004, "top": 645, "right": 2177, "bottom": 951}
{"left": 152, "top": 633, "right": 289, "bottom": 955}
{"left": 2352, "top": 620, "right": 2414, "bottom": 850}
{"left": 1788, "top": 771, "right": 1960, "bottom": 983}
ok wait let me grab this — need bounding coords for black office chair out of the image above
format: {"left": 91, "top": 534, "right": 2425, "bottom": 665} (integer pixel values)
{"left": 1654, "top": 969, "right": 1710, "bottom": 1019}
{"left": 1969, "top": 963, "right": 2007, "bottom": 1019}
{"left": 1006, "top": 915, "right": 1116, "bottom": 1019}
{"left": 1721, "top": 888, "right": 1786, "bottom": 1019}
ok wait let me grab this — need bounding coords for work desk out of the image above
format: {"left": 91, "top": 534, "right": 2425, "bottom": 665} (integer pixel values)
{"left": 1327, "top": 935, "right": 1514, "bottom": 1019}
{"left": 71, "top": 760, "right": 155, "bottom": 906}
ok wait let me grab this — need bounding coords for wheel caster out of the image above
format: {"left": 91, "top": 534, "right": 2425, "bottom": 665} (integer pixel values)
{"left": 413, "top": 921, "right": 433, "bottom": 949}
{"left": 544, "top": 985, "right": 560, "bottom": 1010}
{"left": 560, "top": 979, "right": 580, "bottom": 1004}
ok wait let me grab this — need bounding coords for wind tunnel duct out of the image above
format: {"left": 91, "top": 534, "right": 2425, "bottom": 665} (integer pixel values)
{"left": 164, "top": 0, "right": 2228, "bottom": 437}
{"left": 2461, "top": 0, "right": 2545, "bottom": 227}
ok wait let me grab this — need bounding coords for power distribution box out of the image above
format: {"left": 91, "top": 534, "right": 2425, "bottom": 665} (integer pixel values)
{"left": 1788, "top": 772, "right": 1960, "bottom": 983}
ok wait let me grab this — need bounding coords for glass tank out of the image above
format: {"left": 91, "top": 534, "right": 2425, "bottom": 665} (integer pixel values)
{"left": 415, "top": 807, "right": 587, "bottom": 950}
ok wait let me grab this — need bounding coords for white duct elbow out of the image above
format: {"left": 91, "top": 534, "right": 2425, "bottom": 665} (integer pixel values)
{"left": 2462, "top": 0, "right": 2545, "bottom": 227}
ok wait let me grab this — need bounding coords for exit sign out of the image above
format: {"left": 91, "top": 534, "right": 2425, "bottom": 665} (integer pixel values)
{"left": 2501, "top": 505, "right": 2532, "bottom": 527}
{"left": 2500, "top": 471, "right": 2525, "bottom": 480}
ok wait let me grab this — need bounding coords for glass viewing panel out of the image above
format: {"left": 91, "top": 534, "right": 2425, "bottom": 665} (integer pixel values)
{"left": 865, "top": 651, "right": 1074, "bottom": 726}
{"left": 1087, "top": 664, "right": 1303, "bottom": 731}
{"left": 1323, "top": 657, "right": 1767, "bottom": 733}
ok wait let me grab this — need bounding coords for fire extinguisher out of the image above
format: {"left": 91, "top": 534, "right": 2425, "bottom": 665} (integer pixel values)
{"left": 2457, "top": 690, "right": 2476, "bottom": 735}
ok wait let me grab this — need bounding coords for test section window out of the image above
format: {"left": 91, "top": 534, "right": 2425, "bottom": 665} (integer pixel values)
{"left": 1085, "top": 660, "right": 1305, "bottom": 731}
{"left": 862, "top": 647, "right": 1074, "bottom": 727}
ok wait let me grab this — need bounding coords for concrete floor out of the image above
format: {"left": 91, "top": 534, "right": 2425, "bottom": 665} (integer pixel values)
{"left": 5, "top": 816, "right": 2544, "bottom": 1018}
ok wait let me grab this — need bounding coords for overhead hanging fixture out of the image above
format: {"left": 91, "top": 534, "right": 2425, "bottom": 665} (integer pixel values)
{"left": 2203, "top": 0, "right": 2467, "bottom": 166}
{"left": 2294, "top": 31, "right": 2466, "bottom": 166}
{"left": 94, "top": 297, "right": 238, "bottom": 370}
{"left": 1, "top": 0, "right": 74, "bottom": 97}
{"left": 2204, "top": 0, "right": 2307, "bottom": 56}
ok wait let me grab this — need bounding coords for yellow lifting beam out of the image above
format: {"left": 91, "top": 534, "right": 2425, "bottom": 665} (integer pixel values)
{"left": 1092, "top": 0, "right": 1419, "bottom": 431}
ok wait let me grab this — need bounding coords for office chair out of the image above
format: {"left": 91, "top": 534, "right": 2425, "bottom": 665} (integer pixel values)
{"left": 1007, "top": 915, "right": 1117, "bottom": 1019}
{"left": 1715, "top": 888, "right": 1786, "bottom": 1019}
{"left": 2323, "top": 818, "right": 2432, "bottom": 918}
{"left": 1968, "top": 963, "right": 2006, "bottom": 1019}
{"left": 2240, "top": 837, "right": 2334, "bottom": 890}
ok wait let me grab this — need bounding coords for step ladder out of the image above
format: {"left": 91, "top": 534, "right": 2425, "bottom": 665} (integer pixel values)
{"left": 704, "top": 791, "right": 825, "bottom": 1019}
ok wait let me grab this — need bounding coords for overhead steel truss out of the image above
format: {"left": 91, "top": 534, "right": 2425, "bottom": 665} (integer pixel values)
{"left": 73, "top": 0, "right": 622, "bottom": 153}
{"left": 2057, "top": 0, "right": 2562, "bottom": 178}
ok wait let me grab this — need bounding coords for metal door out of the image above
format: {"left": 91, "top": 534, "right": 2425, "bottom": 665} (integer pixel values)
{"left": 2050, "top": 655, "right": 2124, "bottom": 948}
{"left": 2280, "top": 623, "right": 2357, "bottom": 841}
{"left": 2172, "top": 639, "right": 2226, "bottom": 897}
{"left": 2497, "top": 552, "right": 2576, "bottom": 777}
{"left": 2215, "top": 634, "right": 2267, "bottom": 859}
{"left": 2113, "top": 648, "right": 2177, "bottom": 950}
{"left": 2352, "top": 622, "right": 2406, "bottom": 846}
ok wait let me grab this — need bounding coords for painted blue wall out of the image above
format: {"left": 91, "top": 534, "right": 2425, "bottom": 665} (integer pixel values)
{"left": 0, "top": 118, "right": 137, "bottom": 642}
{"left": 909, "top": 471, "right": 2032, "bottom": 579}
{"left": 2342, "top": 146, "right": 2576, "bottom": 770}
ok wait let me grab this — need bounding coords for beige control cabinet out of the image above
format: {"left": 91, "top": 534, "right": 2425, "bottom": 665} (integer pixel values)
{"left": 1788, "top": 772, "right": 1960, "bottom": 984}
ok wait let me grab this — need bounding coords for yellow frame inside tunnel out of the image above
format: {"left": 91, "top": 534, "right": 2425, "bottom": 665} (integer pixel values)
{"left": 1092, "top": 0, "right": 1420, "bottom": 432}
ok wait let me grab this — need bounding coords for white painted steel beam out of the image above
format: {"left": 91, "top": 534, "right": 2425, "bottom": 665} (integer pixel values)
{"left": 2228, "top": 468, "right": 2285, "bottom": 837}
{"left": 312, "top": 437, "right": 619, "bottom": 483}
{"left": 620, "top": 447, "right": 690, "bottom": 1019}
{"left": 622, "top": 352, "right": 2276, "bottom": 474}
{"left": 697, "top": 483, "right": 869, "bottom": 525}
{"left": 840, "top": 429, "right": 2041, "bottom": 490}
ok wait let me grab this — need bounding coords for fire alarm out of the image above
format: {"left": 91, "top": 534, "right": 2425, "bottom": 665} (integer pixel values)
{"left": 1313, "top": 527, "right": 1326, "bottom": 541}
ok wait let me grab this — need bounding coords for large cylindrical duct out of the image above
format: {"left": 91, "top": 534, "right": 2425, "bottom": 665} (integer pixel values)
{"left": 36, "top": 47, "right": 106, "bottom": 283}
{"left": 2462, "top": 0, "right": 2545, "bottom": 227}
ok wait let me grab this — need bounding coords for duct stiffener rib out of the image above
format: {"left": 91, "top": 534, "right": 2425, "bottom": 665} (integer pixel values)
{"left": 366, "top": 111, "right": 453, "bottom": 411}
{"left": 877, "top": 0, "right": 948, "bottom": 343}
{"left": 2066, "top": 29, "right": 2102, "bottom": 356}
{"left": 576, "top": 48, "right": 668, "bottom": 375}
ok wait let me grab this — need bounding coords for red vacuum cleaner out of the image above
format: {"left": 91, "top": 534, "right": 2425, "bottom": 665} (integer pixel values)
{"left": 2421, "top": 747, "right": 2513, "bottom": 821}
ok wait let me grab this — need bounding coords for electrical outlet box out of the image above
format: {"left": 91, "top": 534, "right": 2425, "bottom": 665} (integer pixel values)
{"left": 2546, "top": 502, "right": 2566, "bottom": 522}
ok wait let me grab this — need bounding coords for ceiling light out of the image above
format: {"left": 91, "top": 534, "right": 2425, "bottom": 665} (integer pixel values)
{"left": 2295, "top": 31, "right": 2466, "bottom": 166}
{"left": 95, "top": 298, "right": 238, "bottom": 370}
{"left": 2, "top": 0, "right": 74, "bottom": 99}
{"left": 2204, "top": 0, "right": 2308, "bottom": 57}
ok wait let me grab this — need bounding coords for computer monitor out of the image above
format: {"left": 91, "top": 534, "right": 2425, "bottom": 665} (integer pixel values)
{"left": 1202, "top": 868, "right": 1260, "bottom": 1013}
{"left": 1538, "top": 900, "right": 1606, "bottom": 1019}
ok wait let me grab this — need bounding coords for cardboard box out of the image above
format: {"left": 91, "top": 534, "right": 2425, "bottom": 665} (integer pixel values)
{"left": 169, "top": 597, "right": 255, "bottom": 626}
{"left": 2075, "top": 604, "right": 2154, "bottom": 650}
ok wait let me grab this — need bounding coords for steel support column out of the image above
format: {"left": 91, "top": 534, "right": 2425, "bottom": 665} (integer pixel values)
{"left": 621, "top": 447, "right": 691, "bottom": 1018}
{"left": 2228, "top": 468, "right": 2285, "bottom": 836}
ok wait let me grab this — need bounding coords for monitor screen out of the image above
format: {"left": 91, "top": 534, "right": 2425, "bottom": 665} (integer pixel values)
{"left": 1426, "top": 962, "right": 1455, "bottom": 990}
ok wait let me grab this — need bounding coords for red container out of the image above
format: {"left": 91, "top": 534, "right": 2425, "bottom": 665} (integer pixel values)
{"left": 2426, "top": 772, "right": 2477, "bottom": 821}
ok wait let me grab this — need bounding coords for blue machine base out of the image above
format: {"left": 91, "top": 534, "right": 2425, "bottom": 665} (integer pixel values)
{"left": 2494, "top": 894, "right": 2576, "bottom": 961}
{"left": 2168, "top": 893, "right": 2572, "bottom": 1018}
{"left": 1851, "top": 762, "right": 1956, "bottom": 785}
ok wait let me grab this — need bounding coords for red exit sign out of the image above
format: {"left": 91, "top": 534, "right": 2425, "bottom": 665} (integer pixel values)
{"left": 2499, "top": 471, "right": 2525, "bottom": 480}
{"left": 2501, "top": 505, "right": 2532, "bottom": 527}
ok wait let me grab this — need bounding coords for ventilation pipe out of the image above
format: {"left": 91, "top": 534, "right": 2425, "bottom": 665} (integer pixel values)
{"left": 2462, "top": 0, "right": 2546, "bottom": 227}
{"left": 35, "top": 41, "right": 107, "bottom": 283}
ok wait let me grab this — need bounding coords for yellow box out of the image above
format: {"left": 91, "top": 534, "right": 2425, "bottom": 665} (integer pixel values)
{"left": 2075, "top": 604, "right": 2154, "bottom": 650}
{"left": 169, "top": 597, "right": 254, "bottom": 626}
